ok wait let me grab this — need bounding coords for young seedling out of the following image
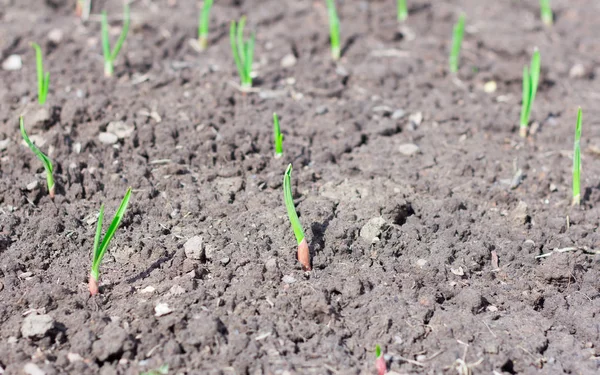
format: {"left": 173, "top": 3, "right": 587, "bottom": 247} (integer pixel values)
{"left": 101, "top": 3, "right": 130, "bottom": 77}
{"left": 540, "top": 0, "right": 553, "bottom": 26}
{"left": 519, "top": 49, "right": 541, "bottom": 138}
{"left": 449, "top": 14, "right": 465, "bottom": 73}
{"left": 89, "top": 187, "right": 132, "bottom": 295}
{"left": 230, "top": 16, "right": 255, "bottom": 89}
{"left": 397, "top": 0, "right": 408, "bottom": 22}
{"left": 572, "top": 108, "right": 582, "bottom": 206}
{"left": 198, "top": 0, "right": 214, "bottom": 50}
{"left": 31, "top": 43, "right": 50, "bottom": 105}
{"left": 20, "top": 116, "right": 54, "bottom": 199}
{"left": 325, "top": 0, "right": 340, "bottom": 61}
{"left": 273, "top": 113, "right": 283, "bottom": 158}
{"left": 283, "top": 164, "right": 310, "bottom": 271}
{"left": 375, "top": 344, "right": 386, "bottom": 375}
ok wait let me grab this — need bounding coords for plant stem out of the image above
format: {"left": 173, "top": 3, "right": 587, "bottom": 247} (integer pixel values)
{"left": 397, "top": 0, "right": 408, "bottom": 22}
{"left": 104, "top": 60, "right": 113, "bottom": 77}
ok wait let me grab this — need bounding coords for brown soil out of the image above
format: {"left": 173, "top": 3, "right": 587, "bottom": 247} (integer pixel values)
{"left": 1, "top": 0, "right": 600, "bottom": 374}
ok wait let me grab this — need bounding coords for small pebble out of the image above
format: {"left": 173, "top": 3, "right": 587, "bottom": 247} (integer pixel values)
{"left": 48, "top": 29, "right": 63, "bottom": 44}
{"left": 220, "top": 257, "right": 230, "bottom": 266}
{"left": 416, "top": 259, "right": 427, "bottom": 268}
{"left": 26, "top": 181, "right": 39, "bottom": 191}
{"left": 409, "top": 112, "right": 423, "bottom": 127}
{"left": 106, "top": 121, "right": 134, "bottom": 139}
{"left": 184, "top": 236, "right": 204, "bottom": 260}
{"left": 335, "top": 65, "right": 349, "bottom": 77}
{"left": 21, "top": 314, "right": 54, "bottom": 338}
{"left": 140, "top": 286, "right": 155, "bottom": 294}
{"left": 98, "top": 132, "right": 118, "bottom": 144}
{"left": 0, "top": 139, "right": 10, "bottom": 151}
{"left": 360, "top": 217, "right": 387, "bottom": 243}
{"left": 484, "top": 81, "right": 497, "bottom": 93}
{"left": 2, "top": 55, "right": 22, "bottom": 71}
{"left": 391, "top": 109, "right": 405, "bottom": 119}
{"left": 398, "top": 143, "right": 420, "bottom": 156}
{"left": 67, "top": 353, "right": 83, "bottom": 363}
{"left": 23, "top": 363, "right": 45, "bottom": 375}
{"left": 282, "top": 275, "right": 296, "bottom": 284}
{"left": 280, "top": 53, "right": 297, "bottom": 68}
{"left": 315, "top": 105, "right": 328, "bottom": 115}
{"left": 569, "top": 63, "right": 586, "bottom": 79}
{"left": 154, "top": 303, "right": 172, "bottom": 317}
{"left": 168, "top": 285, "right": 186, "bottom": 296}
{"left": 372, "top": 106, "right": 393, "bottom": 115}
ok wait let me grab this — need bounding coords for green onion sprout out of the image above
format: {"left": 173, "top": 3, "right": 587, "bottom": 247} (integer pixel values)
{"left": 230, "top": 16, "right": 255, "bottom": 90}
{"left": 540, "top": 0, "right": 553, "bottom": 26}
{"left": 89, "top": 187, "right": 132, "bottom": 295}
{"left": 198, "top": 0, "right": 214, "bottom": 50}
{"left": 325, "top": 0, "right": 341, "bottom": 61}
{"left": 273, "top": 112, "right": 283, "bottom": 158}
{"left": 101, "top": 4, "right": 130, "bottom": 77}
{"left": 449, "top": 14, "right": 465, "bottom": 73}
{"left": 397, "top": 0, "right": 408, "bottom": 22}
{"left": 283, "top": 164, "right": 310, "bottom": 271}
{"left": 31, "top": 43, "right": 50, "bottom": 106}
{"left": 519, "top": 48, "right": 541, "bottom": 138}
{"left": 375, "top": 344, "right": 386, "bottom": 375}
{"left": 572, "top": 108, "right": 582, "bottom": 206}
{"left": 20, "top": 116, "right": 54, "bottom": 199}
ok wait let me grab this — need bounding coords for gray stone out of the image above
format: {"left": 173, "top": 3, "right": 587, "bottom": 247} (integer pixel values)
{"left": 280, "top": 53, "right": 297, "bottom": 68}
{"left": 282, "top": 275, "right": 296, "bottom": 284}
{"left": 360, "top": 217, "right": 387, "bottom": 243}
{"left": 26, "top": 181, "right": 39, "bottom": 191}
{"left": 169, "top": 285, "right": 186, "bottom": 296}
{"left": 184, "top": 236, "right": 204, "bottom": 260}
{"left": 409, "top": 112, "right": 423, "bottom": 126}
{"left": 265, "top": 258, "right": 278, "bottom": 272}
{"left": 569, "top": 63, "right": 586, "bottom": 79}
{"left": 154, "top": 303, "right": 172, "bottom": 317}
{"left": 372, "top": 106, "right": 393, "bottom": 115}
{"left": 0, "top": 138, "right": 10, "bottom": 151}
{"left": 2, "top": 55, "right": 22, "bottom": 71}
{"left": 48, "top": 29, "right": 63, "bottom": 44}
{"left": 398, "top": 143, "right": 420, "bottom": 156}
{"left": 21, "top": 314, "right": 54, "bottom": 338}
{"left": 391, "top": 109, "right": 406, "bottom": 119}
{"left": 98, "top": 132, "right": 118, "bottom": 144}
{"left": 315, "top": 105, "right": 328, "bottom": 115}
{"left": 23, "top": 363, "right": 45, "bottom": 375}
{"left": 512, "top": 201, "right": 529, "bottom": 225}
{"left": 106, "top": 121, "right": 134, "bottom": 139}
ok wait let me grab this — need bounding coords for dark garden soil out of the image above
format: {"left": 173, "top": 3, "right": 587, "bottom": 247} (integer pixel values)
{"left": 1, "top": 0, "right": 600, "bottom": 374}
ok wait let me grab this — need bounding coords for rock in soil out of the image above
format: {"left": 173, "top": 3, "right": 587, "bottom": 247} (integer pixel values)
{"left": 2, "top": 55, "right": 22, "bottom": 70}
{"left": 360, "top": 217, "right": 387, "bottom": 243}
{"left": 398, "top": 143, "right": 420, "bottom": 156}
{"left": 21, "top": 314, "right": 54, "bottom": 339}
{"left": 184, "top": 236, "right": 204, "bottom": 260}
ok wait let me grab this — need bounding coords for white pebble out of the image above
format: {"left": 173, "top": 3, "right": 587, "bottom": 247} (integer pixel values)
{"left": 2, "top": 55, "right": 22, "bottom": 71}
{"left": 154, "top": 303, "right": 172, "bottom": 317}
